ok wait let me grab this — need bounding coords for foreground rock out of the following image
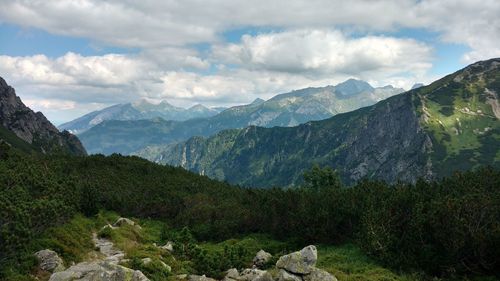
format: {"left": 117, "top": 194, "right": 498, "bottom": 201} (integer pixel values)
{"left": 113, "top": 217, "right": 139, "bottom": 228}
{"left": 253, "top": 250, "right": 272, "bottom": 268}
{"left": 276, "top": 246, "right": 337, "bottom": 281}
{"left": 187, "top": 274, "right": 217, "bottom": 281}
{"left": 223, "top": 268, "right": 273, "bottom": 281}
{"left": 276, "top": 245, "right": 317, "bottom": 274}
{"left": 48, "top": 261, "right": 149, "bottom": 281}
{"left": 34, "top": 249, "right": 65, "bottom": 273}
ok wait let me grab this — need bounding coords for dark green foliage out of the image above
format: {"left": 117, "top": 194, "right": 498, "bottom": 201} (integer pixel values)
{"left": 0, "top": 145, "right": 499, "bottom": 279}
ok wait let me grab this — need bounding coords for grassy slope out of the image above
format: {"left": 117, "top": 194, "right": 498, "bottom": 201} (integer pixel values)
{"left": 7, "top": 211, "right": 493, "bottom": 281}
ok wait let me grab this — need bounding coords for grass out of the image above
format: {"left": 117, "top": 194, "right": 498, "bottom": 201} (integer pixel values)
{"left": 6, "top": 211, "right": 497, "bottom": 281}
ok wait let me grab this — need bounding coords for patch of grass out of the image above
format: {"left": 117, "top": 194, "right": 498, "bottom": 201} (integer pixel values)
{"left": 316, "top": 244, "right": 421, "bottom": 281}
{"left": 35, "top": 214, "right": 94, "bottom": 265}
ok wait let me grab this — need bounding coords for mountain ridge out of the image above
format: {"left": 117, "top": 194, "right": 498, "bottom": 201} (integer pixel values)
{"left": 138, "top": 58, "right": 500, "bottom": 187}
{"left": 0, "top": 77, "right": 87, "bottom": 156}
{"left": 79, "top": 80, "right": 404, "bottom": 154}
{"left": 58, "top": 99, "right": 223, "bottom": 134}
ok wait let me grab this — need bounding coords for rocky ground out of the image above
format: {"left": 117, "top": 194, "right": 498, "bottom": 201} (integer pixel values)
{"left": 34, "top": 218, "right": 337, "bottom": 281}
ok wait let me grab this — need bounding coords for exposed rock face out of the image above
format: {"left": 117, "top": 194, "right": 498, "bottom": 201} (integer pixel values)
{"left": 253, "top": 250, "right": 272, "bottom": 268}
{"left": 0, "top": 77, "right": 86, "bottom": 155}
{"left": 276, "top": 246, "right": 337, "bottom": 281}
{"left": 48, "top": 261, "right": 149, "bottom": 281}
{"left": 34, "top": 249, "right": 65, "bottom": 273}
{"left": 150, "top": 58, "right": 500, "bottom": 187}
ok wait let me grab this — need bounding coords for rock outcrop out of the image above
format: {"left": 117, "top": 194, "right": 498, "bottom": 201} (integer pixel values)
{"left": 34, "top": 249, "right": 65, "bottom": 273}
{"left": 222, "top": 268, "right": 273, "bottom": 281}
{"left": 0, "top": 77, "right": 86, "bottom": 155}
{"left": 48, "top": 261, "right": 149, "bottom": 281}
{"left": 253, "top": 250, "right": 272, "bottom": 268}
{"left": 276, "top": 246, "right": 337, "bottom": 281}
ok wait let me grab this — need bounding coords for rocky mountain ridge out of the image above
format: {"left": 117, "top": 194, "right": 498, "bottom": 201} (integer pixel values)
{"left": 0, "top": 77, "right": 86, "bottom": 156}
{"left": 140, "top": 58, "right": 500, "bottom": 186}
{"left": 79, "top": 79, "right": 404, "bottom": 155}
{"left": 59, "top": 99, "right": 223, "bottom": 134}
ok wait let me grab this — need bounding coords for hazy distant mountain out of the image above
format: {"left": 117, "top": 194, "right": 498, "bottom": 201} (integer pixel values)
{"left": 79, "top": 79, "right": 404, "bottom": 155}
{"left": 139, "top": 58, "right": 500, "bottom": 187}
{"left": 0, "top": 77, "right": 86, "bottom": 156}
{"left": 58, "top": 100, "right": 223, "bottom": 134}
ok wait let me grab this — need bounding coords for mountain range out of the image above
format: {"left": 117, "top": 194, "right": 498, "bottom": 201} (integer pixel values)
{"left": 136, "top": 58, "right": 500, "bottom": 187}
{"left": 58, "top": 99, "right": 224, "bottom": 134}
{"left": 78, "top": 79, "right": 404, "bottom": 154}
{"left": 0, "top": 77, "right": 86, "bottom": 156}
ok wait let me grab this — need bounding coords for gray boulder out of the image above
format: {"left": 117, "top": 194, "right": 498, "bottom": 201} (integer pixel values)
{"left": 187, "top": 275, "right": 217, "bottom": 281}
{"left": 238, "top": 268, "right": 273, "bottom": 281}
{"left": 253, "top": 250, "right": 272, "bottom": 268}
{"left": 113, "top": 217, "right": 139, "bottom": 228}
{"left": 160, "top": 241, "right": 174, "bottom": 252}
{"left": 276, "top": 245, "right": 317, "bottom": 274}
{"left": 277, "top": 269, "right": 302, "bottom": 281}
{"left": 48, "top": 261, "right": 149, "bottom": 281}
{"left": 34, "top": 249, "right": 65, "bottom": 273}
{"left": 223, "top": 268, "right": 240, "bottom": 280}
{"left": 303, "top": 268, "right": 337, "bottom": 281}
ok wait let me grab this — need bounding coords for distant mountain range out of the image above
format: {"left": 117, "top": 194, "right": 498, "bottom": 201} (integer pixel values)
{"left": 78, "top": 79, "right": 404, "bottom": 154}
{"left": 136, "top": 58, "right": 500, "bottom": 187}
{"left": 0, "top": 77, "right": 86, "bottom": 156}
{"left": 59, "top": 100, "right": 224, "bottom": 134}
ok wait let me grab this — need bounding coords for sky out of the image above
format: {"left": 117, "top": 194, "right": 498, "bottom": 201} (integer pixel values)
{"left": 0, "top": 0, "right": 499, "bottom": 125}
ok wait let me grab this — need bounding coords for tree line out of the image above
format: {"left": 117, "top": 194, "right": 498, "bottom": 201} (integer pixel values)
{"left": 0, "top": 143, "right": 498, "bottom": 279}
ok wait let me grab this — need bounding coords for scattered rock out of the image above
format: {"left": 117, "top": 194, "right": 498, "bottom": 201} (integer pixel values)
{"left": 223, "top": 268, "right": 240, "bottom": 280}
{"left": 238, "top": 268, "right": 273, "bottom": 281}
{"left": 303, "top": 268, "right": 337, "bottom": 281}
{"left": 48, "top": 261, "right": 149, "bottom": 281}
{"left": 187, "top": 274, "right": 217, "bottom": 281}
{"left": 276, "top": 245, "right": 317, "bottom": 274}
{"left": 142, "top": 257, "right": 152, "bottom": 265}
{"left": 113, "top": 217, "right": 139, "bottom": 228}
{"left": 253, "top": 250, "right": 272, "bottom": 268}
{"left": 275, "top": 246, "right": 337, "bottom": 281}
{"left": 34, "top": 249, "right": 65, "bottom": 273}
{"left": 160, "top": 241, "right": 175, "bottom": 252}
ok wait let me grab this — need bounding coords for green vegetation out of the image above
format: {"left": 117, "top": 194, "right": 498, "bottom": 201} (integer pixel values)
{"left": 1, "top": 140, "right": 499, "bottom": 280}
{"left": 146, "top": 58, "right": 500, "bottom": 187}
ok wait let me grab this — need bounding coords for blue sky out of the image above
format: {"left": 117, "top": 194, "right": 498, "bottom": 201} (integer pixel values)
{"left": 0, "top": 0, "right": 498, "bottom": 124}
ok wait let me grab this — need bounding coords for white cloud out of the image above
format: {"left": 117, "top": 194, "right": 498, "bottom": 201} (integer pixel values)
{"left": 0, "top": 0, "right": 498, "bottom": 60}
{"left": 212, "top": 29, "right": 433, "bottom": 78}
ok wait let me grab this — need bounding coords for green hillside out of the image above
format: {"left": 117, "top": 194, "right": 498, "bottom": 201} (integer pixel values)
{"left": 146, "top": 58, "right": 500, "bottom": 187}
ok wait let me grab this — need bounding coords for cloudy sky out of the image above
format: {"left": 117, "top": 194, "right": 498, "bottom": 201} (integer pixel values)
{"left": 0, "top": 0, "right": 499, "bottom": 124}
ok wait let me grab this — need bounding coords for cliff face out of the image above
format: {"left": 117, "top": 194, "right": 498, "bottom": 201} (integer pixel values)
{"left": 0, "top": 77, "right": 87, "bottom": 156}
{"left": 151, "top": 93, "right": 432, "bottom": 187}
{"left": 144, "top": 58, "right": 500, "bottom": 187}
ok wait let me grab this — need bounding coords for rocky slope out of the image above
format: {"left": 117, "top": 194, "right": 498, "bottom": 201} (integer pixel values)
{"left": 143, "top": 58, "right": 500, "bottom": 187}
{"left": 0, "top": 77, "right": 86, "bottom": 156}
{"left": 80, "top": 79, "right": 403, "bottom": 155}
{"left": 59, "top": 99, "right": 222, "bottom": 134}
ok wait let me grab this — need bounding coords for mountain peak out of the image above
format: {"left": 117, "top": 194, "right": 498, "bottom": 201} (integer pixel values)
{"left": 0, "top": 76, "right": 86, "bottom": 155}
{"left": 250, "top": 98, "right": 265, "bottom": 105}
{"left": 188, "top": 104, "right": 210, "bottom": 112}
{"left": 335, "top": 79, "right": 374, "bottom": 96}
